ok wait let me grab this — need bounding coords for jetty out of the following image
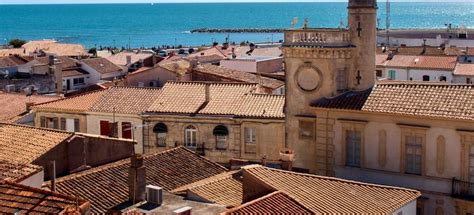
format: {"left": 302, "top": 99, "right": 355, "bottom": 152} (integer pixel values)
{"left": 191, "top": 28, "right": 285, "bottom": 33}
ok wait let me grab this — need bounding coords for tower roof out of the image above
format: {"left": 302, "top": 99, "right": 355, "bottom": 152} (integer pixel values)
{"left": 349, "top": 0, "right": 377, "bottom": 8}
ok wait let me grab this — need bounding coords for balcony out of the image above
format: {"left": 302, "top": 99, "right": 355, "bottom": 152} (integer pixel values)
{"left": 283, "top": 28, "right": 352, "bottom": 48}
{"left": 452, "top": 178, "right": 474, "bottom": 201}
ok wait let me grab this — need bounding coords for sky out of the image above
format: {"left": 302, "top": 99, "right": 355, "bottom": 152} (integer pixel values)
{"left": 2, "top": 0, "right": 474, "bottom": 4}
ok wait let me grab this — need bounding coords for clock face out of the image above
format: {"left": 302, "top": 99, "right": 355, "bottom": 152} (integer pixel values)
{"left": 296, "top": 66, "right": 321, "bottom": 92}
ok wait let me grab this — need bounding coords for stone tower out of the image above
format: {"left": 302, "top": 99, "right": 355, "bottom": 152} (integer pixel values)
{"left": 282, "top": 0, "right": 377, "bottom": 175}
{"left": 348, "top": 0, "right": 377, "bottom": 90}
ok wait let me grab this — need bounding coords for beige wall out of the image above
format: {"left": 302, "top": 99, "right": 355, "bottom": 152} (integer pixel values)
{"left": 34, "top": 111, "right": 88, "bottom": 133}
{"left": 142, "top": 115, "right": 285, "bottom": 164}
{"left": 86, "top": 113, "right": 144, "bottom": 154}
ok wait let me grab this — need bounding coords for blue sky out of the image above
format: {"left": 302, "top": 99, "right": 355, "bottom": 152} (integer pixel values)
{"left": 2, "top": 0, "right": 473, "bottom": 4}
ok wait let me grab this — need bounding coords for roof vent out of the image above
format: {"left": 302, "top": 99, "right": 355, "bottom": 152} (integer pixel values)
{"left": 173, "top": 206, "right": 192, "bottom": 215}
{"left": 146, "top": 185, "right": 163, "bottom": 205}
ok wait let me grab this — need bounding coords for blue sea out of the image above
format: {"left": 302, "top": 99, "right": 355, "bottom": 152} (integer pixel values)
{"left": 0, "top": 2, "right": 473, "bottom": 48}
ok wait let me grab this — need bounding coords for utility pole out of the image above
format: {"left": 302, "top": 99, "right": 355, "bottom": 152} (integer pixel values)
{"left": 386, "top": 0, "right": 391, "bottom": 47}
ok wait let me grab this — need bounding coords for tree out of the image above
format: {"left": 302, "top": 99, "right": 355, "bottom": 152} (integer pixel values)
{"left": 9, "top": 38, "right": 27, "bottom": 48}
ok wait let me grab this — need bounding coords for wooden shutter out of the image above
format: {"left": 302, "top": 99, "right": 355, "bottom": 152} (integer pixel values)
{"left": 52, "top": 118, "right": 59, "bottom": 129}
{"left": 121, "top": 122, "right": 132, "bottom": 139}
{"left": 40, "top": 116, "right": 46, "bottom": 128}
{"left": 60, "top": 118, "right": 66, "bottom": 131}
{"left": 74, "top": 119, "right": 80, "bottom": 132}
{"left": 100, "top": 121, "right": 110, "bottom": 136}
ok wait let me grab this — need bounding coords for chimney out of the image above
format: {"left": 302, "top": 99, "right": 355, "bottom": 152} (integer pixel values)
{"left": 279, "top": 149, "right": 294, "bottom": 171}
{"left": 204, "top": 84, "right": 210, "bottom": 103}
{"left": 126, "top": 55, "right": 132, "bottom": 66}
{"left": 54, "top": 62, "right": 63, "bottom": 95}
{"left": 173, "top": 206, "right": 192, "bottom": 215}
{"left": 261, "top": 155, "right": 267, "bottom": 167}
{"left": 231, "top": 48, "right": 237, "bottom": 59}
{"left": 129, "top": 154, "right": 146, "bottom": 204}
{"left": 50, "top": 161, "right": 56, "bottom": 192}
{"left": 48, "top": 55, "right": 55, "bottom": 66}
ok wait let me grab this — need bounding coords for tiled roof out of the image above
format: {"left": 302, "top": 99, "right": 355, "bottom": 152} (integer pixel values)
{"left": 234, "top": 46, "right": 282, "bottom": 57}
{"left": 90, "top": 87, "right": 161, "bottom": 114}
{"left": 81, "top": 57, "right": 122, "bottom": 74}
{"left": 62, "top": 68, "right": 89, "bottom": 77}
{"left": 410, "top": 55, "right": 457, "bottom": 70}
{"left": 34, "top": 56, "right": 78, "bottom": 69}
{"left": 147, "top": 82, "right": 285, "bottom": 119}
{"left": 0, "top": 124, "right": 73, "bottom": 164}
{"left": 381, "top": 55, "right": 457, "bottom": 71}
{"left": 159, "top": 59, "right": 192, "bottom": 75}
{"left": 189, "top": 46, "right": 233, "bottom": 58}
{"left": 454, "top": 63, "right": 474, "bottom": 76}
{"left": 377, "top": 46, "right": 447, "bottom": 56}
{"left": 186, "top": 54, "right": 225, "bottom": 63}
{"left": 223, "top": 191, "right": 313, "bottom": 215}
{"left": 173, "top": 171, "right": 243, "bottom": 208}
{"left": 106, "top": 52, "right": 153, "bottom": 66}
{"left": 0, "top": 160, "right": 43, "bottom": 183}
{"left": 376, "top": 54, "right": 389, "bottom": 66}
{"left": 22, "top": 40, "right": 86, "bottom": 56}
{"left": 312, "top": 82, "right": 474, "bottom": 121}
{"left": 0, "top": 48, "right": 26, "bottom": 57}
{"left": 48, "top": 147, "right": 227, "bottom": 214}
{"left": 243, "top": 166, "right": 420, "bottom": 214}
{"left": 33, "top": 90, "right": 106, "bottom": 113}
{"left": 236, "top": 94, "right": 285, "bottom": 119}
{"left": 194, "top": 64, "right": 285, "bottom": 90}
{"left": 0, "top": 180, "right": 89, "bottom": 214}
{"left": 0, "top": 55, "right": 29, "bottom": 67}
{"left": 0, "top": 91, "right": 61, "bottom": 122}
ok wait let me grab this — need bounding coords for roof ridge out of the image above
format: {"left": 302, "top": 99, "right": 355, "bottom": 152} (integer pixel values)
{"left": 375, "top": 81, "right": 474, "bottom": 87}
{"left": 253, "top": 166, "right": 420, "bottom": 194}
{"left": 110, "top": 86, "right": 162, "bottom": 90}
{"left": 166, "top": 80, "right": 260, "bottom": 86}
{"left": 171, "top": 170, "right": 239, "bottom": 193}
{"left": 0, "top": 123, "right": 74, "bottom": 136}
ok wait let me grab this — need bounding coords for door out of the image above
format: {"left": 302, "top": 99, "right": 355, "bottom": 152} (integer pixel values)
{"left": 66, "top": 79, "right": 71, "bottom": 91}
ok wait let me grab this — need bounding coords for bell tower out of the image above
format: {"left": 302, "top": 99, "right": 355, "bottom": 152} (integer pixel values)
{"left": 348, "top": 0, "right": 377, "bottom": 90}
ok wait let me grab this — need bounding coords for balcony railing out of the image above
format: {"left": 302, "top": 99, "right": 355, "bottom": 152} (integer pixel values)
{"left": 283, "top": 29, "right": 352, "bottom": 47}
{"left": 452, "top": 178, "right": 474, "bottom": 201}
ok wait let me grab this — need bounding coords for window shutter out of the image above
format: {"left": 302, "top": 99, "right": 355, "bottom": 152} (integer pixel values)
{"left": 74, "top": 119, "right": 80, "bottom": 132}
{"left": 53, "top": 118, "right": 59, "bottom": 129}
{"left": 100, "top": 121, "right": 110, "bottom": 136}
{"left": 60, "top": 118, "right": 66, "bottom": 131}
{"left": 121, "top": 122, "right": 132, "bottom": 139}
{"left": 40, "top": 116, "right": 46, "bottom": 128}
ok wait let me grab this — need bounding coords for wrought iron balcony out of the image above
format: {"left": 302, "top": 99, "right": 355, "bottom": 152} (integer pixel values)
{"left": 452, "top": 178, "right": 474, "bottom": 201}
{"left": 283, "top": 28, "right": 353, "bottom": 48}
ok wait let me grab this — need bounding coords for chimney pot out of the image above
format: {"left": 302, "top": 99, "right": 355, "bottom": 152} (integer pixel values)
{"left": 205, "top": 84, "right": 210, "bottom": 103}
{"left": 129, "top": 154, "right": 146, "bottom": 203}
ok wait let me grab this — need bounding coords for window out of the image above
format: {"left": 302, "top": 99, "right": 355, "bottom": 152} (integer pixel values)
{"left": 245, "top": 127, "right": 257, "bottom": 144}
{"left": 336, "top": 69, "right": 348, "bottom": 91}
{"left": 60, "top": 118, "right": 66, "bottom": 130}
{"left": 467, "top": 78, "right": 472, "bottom": 84}
{"left": 73, "top": 78, "right": 85, "bottom": 86}
{"left": 74, "top": 119, "right": 80, "bottom": 132}
{"left": 388, "top": 70, "right": 396, "bottom": 80}
{"left": 299, "top": 120, "right": 314, "bottom": 139}
{"left": 153, "top": 123, "right": 168, "bottom": 147}
{"left": 40, "top": 117, "right": 59, "bottom": 129}
{"left": 214, "top": 125, "right": 229, "bottom": 150}
{"left": 439, "top": 76, "right": 447, "bottom": 82}
{"left": 405, "top": 135, "right": 423, "bottom": 175}
{"left": 346, "top": 130, "right": 362, "bottom": 167}
{"left": 376, "top": 70, "right": 383, "bottom": 78}
{"left": 422, "top": 75, "right": 430, "bottom": 81}
{"left": 185, "top": 125, "right": 197, "bottom": 148}
{"left": 122, "top": 122, "right": 132, "bottom": 139}
{"left": 100, "top": 120, "right": 110, "bottom": 136}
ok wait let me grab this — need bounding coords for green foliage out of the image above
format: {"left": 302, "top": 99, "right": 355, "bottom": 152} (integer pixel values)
{"left": 9, "top": 38, "right": 27, "bottom": 48}
{"left": 88, "top": 47, "right": 97, "bottom": 56}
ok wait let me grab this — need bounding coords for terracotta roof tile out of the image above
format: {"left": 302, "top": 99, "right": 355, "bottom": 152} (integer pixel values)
{"left": 410, "top": 55, "right": 457, "bottom": 70}
{"left": 90, "top": 87, "right": 161, "bottom": 114}
{"left": 0, "top": 160, "right": 43, "bottom": 183}
{"left": 81, "top": 57, "right": 122, "bottom": 74}
{"left": 234, "top": 47, "right": 282, "bottom": 57}
{"left": 0, "top": 92, "right": 61, "bottom": 122}
{"left": 312, "top": 82, "right": 474, "bottom": 121}
{"left": 0, "top": 48, "right": 26, "bottom": 57}
{"left": 33, "top": 90, "right": 106, "bottom": 113}
{"left": 0, "top": 181, "right": 89, "bottom": 214}
{"left": 454, "top": 63, "right": 474, "bottom": 76}
{"left": 0, "top": 124, "right": 73, "bottom": 164}
{"left": 236, "top": 94, "right": 285, "bottom": 119}
{"left": 22, "top": 40, "right": 87, "bottom": 56}
{"left": 48, "top": 147, "right": 227, "bottom": 214}
{"left": 243, "top": 166, "right": 420, "bottom": 214}
{"left": 0, "top": 56, "right": 24, "bottom": 67}
{"left": 106, "top": 52, "right": 153, "bottom": 66}
{"left": 173, "top": 171, "right": 243, "bottom": 208}
{"left": 376, "top": 54, "right": 389, "bottom": 66}
{"left": 223, "top": 191, "right": 313, "bottom": 215}
{"left": 159, "top": 59, "right": 192, "bottom": 75}
{"left": 385, "top": 55, "right": 417, "bottom": 68}
{"left": 62, "top": 68, "right": 89, "bottom": 77}
{"left": 186, "top": 54, "right": 225, "bottom": 63}
{"left": 194, "top": 64, "right": 285, "bottom": 90}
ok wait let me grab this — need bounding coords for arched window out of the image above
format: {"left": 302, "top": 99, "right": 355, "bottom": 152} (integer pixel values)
{"left": 184, "top": 125, "right": 197, "bottom": 148}
{"left": 214, "top": 125, "right": 229, "bottom": 150}
{"left": 439, "top": 76, "right": 447, "bottom": 82}
{"left": 153, "top": 123, "right": 168, "bottom": 147}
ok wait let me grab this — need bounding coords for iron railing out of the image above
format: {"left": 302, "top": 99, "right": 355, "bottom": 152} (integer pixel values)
{"left": 452, "top": 178, "right": 474, "bottom": 201}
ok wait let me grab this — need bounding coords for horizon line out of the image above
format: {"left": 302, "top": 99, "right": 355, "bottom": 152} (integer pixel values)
{"left": 0, "top": 1, "right": 467, "bottom": 5}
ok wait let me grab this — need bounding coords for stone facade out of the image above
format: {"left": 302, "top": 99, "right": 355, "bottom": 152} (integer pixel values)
{"left": 142, "top": 115, "right": 285, "bottom": 164}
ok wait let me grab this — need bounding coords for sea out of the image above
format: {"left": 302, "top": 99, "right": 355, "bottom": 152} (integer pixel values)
{"left": 0, "top": 2, "right": 473, "bottom": 49}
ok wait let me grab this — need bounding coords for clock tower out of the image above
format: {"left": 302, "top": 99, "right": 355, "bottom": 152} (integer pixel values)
{"left": 282, "top": 0, "right": 377, "bottom": 175}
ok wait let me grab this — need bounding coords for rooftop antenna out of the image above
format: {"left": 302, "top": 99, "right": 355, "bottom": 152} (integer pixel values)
{"left": 386, "top": 0, "right": 391, "bottom": 47}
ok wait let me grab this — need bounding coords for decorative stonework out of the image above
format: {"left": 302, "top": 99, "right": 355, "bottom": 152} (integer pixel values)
{"left": 282, "top": 48, "right": 353, "bottom": 59}
{"left": 295, "top": 65, "right": 322, "bottom": 92}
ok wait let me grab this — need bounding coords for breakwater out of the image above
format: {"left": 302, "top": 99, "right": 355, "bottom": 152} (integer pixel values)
{"left": 191, "top": 28, "right": 286, "bottom": 33}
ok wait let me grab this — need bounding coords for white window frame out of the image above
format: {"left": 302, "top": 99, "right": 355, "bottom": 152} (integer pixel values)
{"left": 405, "top": 135, "right": 423, "bottom": 175}
{"left": 245, "top": 127, "right": 256, "bottom": 144}
{"left": 185, "top": 126, "right": 197, "bottom": 148}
